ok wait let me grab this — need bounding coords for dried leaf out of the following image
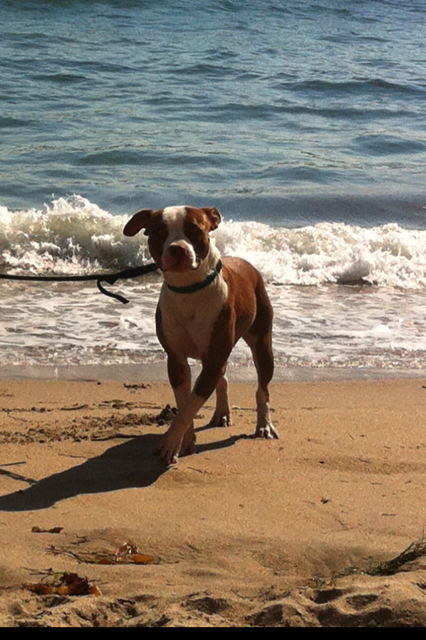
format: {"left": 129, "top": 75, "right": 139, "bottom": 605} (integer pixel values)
{"left": 32, "top": 526, "right": 64, "bottom": 534}
{"left": 81, "top": 551, "right": 155, "bottom": 565}
{"left": 25, "top": 583, "right": 55, "bottom": 595}
{"left": 46, "top": 541, "right": 157, "bottom": 566}
{"left": 47, "top": 544, "right": 60, "bottom": 555}
{"left": 131, "top": 554, "right": 156, "bottom": 565}
{"left": 23, "top": 572, "right": 100, "bottom": 597}
{"left": 114, "top": 542, "right": 138, "bottom": 557}
{"left": 112, "top": 542, "right": 155, "bottom": 564}
{"left": 61, "top": 573, "right": 91, "bottom": 596}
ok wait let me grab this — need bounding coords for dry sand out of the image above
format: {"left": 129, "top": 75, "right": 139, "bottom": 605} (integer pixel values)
{"left": 0, "top": 377, "right": 425, "bottom": 627}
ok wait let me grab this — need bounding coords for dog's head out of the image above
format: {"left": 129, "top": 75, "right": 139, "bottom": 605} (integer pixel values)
{"left": 123, "top": 205, "right": 221, "bottom": 273}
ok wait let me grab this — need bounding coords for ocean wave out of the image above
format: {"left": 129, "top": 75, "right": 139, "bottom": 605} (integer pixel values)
{"left": 32, "top": 72, "right": 88, "bottom": 84}
{"left": 217, "top": 219, "right": 426, "bottom": 288}
{"left": 290, "top": 78, "right": 425, "bottom": 96}
{"left": 353, "top": 134, "right": 426, "bottom": 157}
{"left": 0, "top": 196, "right": 149, "bottom": 275}
{"left": 2, "top": 196, "right": 426, "bottom": 372}
{"left": 2, "top": 196, "right": 426, "bottom": 290}
{"left": 0, "top": 116, "right": 34, "bottom": 129}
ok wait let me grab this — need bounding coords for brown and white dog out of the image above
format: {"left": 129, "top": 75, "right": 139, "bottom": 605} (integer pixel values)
{"left": 123, "top": 205, "right": 278, "bottom": 465}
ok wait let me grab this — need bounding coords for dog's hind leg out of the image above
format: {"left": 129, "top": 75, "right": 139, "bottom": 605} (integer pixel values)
{"left": 208, "top": 371, "right": 231, "bottom": 427}
{"left": 244, "top": 282, "right": 279, "bottom": 440}
{"left": 245, "top": 331, "right": 278, "bottom": 439}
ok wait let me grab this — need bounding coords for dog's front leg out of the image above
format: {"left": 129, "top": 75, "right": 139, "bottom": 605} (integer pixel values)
{"left": 168, "top": 356, "right": 197, "bottom": 458}
{"left": 155, "top": 359, "right": 228, "bottom": 466}
{"left": 158, "top": 354, "right": 195, "bottom": 463}
{"left": 155, "top": 392, "right": 207, "bottom": 466}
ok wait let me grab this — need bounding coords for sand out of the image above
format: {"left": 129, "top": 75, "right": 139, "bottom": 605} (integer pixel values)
{"left": 0, "top": 376, "right": 425, "bottom": 627}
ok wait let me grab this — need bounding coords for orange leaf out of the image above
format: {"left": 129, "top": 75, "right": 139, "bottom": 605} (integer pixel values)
{"left": 132, "top": 554, "right": 155, "bottom": 565}
{"left": 24, "top": 583, "right": 55, "bottom": 595}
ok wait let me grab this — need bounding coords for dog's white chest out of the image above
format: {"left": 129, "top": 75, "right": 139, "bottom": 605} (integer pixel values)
{"left": 159, "top": 277, "right": 228, "bottom": 359}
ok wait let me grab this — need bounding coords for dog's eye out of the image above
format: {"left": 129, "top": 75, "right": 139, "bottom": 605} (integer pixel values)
{"left": 185, "top": 223, "right": 203, "bottom": 238}
{"left": 153, "top": 225, "right": 168, "bottom": 239}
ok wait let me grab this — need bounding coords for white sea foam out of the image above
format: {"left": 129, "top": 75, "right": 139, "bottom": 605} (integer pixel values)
{"left": 0, "top": 195, "right": 148, "bottom": 275}
{"left": 2, "top": 196, "right": 426, "bottom": 372}
{"left": 215, "top": 219, "right": 426, "bottom": 289}
{"left": 3, "top": 196, "right": 426, "bottom": 290}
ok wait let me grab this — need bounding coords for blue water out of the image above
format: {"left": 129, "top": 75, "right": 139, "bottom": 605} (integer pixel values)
{"left": 1, "top": 0, "right": 426, "bottom": 224}
{"left": 2, "top": 0, "right": 426, "bottom": 377}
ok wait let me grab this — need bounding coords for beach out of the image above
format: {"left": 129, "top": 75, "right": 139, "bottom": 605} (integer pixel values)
{"left": 0, "top": 376, "right": 425, "bottom": 627}
{"left": 1, "top": 0, "right": 426, "bottom": 626}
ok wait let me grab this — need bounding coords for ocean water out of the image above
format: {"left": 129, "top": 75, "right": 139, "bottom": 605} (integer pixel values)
{"left": 1, "top": 0, "right": 426, "bottom": 379}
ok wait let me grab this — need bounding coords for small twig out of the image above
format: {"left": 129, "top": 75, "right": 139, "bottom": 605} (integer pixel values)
{"left": 0, "top": 461, "right": 27, "bottom": 467}
{"left": 368, "top": 539, "right": 426, "bottom": 576}
{"left": 343, "top": 538, "right": 426, "bottom": 577}
{"left": 0, "top": 468, "right": 37, "bottom": 485}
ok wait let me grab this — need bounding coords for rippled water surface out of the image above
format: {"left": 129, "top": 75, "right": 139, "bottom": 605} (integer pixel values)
{"left": 1, "top": 0, "right": 426, "bottom": 210}
{"left": 1, "top": 1, "right": 426, "bottom": 377}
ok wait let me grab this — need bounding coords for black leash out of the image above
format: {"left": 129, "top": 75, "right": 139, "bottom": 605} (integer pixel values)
{"left": 0, "top": 262, "right": 159, "bottom": 305}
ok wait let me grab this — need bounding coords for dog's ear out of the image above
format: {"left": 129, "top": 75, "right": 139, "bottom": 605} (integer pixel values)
{"left": 200, "top": 207, "right": 221, "bottom": 231}
{"left": 123, "top": 209, "right": 154, "bottom": 236}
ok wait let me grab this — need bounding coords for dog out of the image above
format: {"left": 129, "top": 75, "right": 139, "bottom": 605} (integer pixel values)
{"left": 123, "top": 205, "right": 278, "bottom": 465}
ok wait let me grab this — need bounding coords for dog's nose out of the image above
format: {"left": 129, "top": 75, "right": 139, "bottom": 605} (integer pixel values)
{"left": 168, "top": 244, "right": 187, "bottom": 259}
{"left": 162, "top": 240, "right": 196, "bottom": 272}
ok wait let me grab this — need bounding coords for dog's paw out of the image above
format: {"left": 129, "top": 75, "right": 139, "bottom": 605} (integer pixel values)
{"left": 179, "top": 436, "right": 196, "bottom": 457}
{"left": 254, "top": 422, "right": 279, "bottom": 440}
{"left": 208, "top": 410, "right": 231, "bottom": 428}
{"left": 154, "top": 435, "right": 183, "bottom": 466}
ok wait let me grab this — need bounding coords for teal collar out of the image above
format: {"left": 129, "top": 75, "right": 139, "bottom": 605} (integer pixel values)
{"left": 166, "top": 260, "right": 223, "bottom": 294}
